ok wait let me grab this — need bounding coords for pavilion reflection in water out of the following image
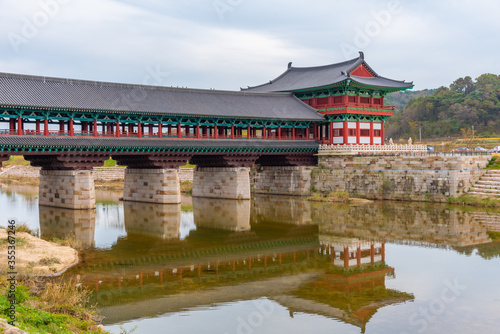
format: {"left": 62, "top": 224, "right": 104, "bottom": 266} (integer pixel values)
{"left": 39, "top": 196, "right": 495, "bottom": 331}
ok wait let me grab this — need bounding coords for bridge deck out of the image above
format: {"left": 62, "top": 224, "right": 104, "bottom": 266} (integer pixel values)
{"left": 0, "top": 136, "right": 320, "bottom": 153}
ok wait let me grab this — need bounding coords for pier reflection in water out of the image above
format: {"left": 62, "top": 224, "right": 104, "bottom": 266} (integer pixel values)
{"left": 25, "top": 190, "right": 500, "bottom": 333}
{"left": 39, "top": 206, "right": 96, "bottom": 248}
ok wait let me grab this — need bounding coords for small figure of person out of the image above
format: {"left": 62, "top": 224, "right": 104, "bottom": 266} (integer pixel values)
{"left": 389, "top": 138, "right": 394, "bottom": 145}
{"left": 408, "top": 137, "right": 413, "bottom": 145}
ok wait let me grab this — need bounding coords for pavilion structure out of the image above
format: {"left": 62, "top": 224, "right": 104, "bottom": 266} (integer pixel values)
{"left": 0, "top": 52, "right": 414, "bottom": 209}
{"left": 244, "top": 52, "right": 413, "bottom": 145}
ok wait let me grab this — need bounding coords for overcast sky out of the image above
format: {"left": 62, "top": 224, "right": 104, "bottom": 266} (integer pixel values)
{"left": 0, "top": 0, "right": 498, "bottom": 91}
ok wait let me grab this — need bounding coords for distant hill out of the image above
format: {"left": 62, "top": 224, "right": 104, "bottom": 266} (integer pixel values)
{"left": 385, "top": 89, "right": 435, "bottom": 111}
{"left": 385, "top": 74, "right": 500, "bottom": 140}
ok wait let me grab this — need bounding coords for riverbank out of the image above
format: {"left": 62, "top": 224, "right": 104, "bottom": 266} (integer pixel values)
{"left": 0, "top": 228, "right": 78, "bottom": 276}
{"left": 0, "top": 226, "right": 108, "bottom": 333}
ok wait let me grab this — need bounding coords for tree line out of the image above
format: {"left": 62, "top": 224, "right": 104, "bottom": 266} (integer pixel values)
{"left": 385, "top": 73, "right": 500, "bottom": 140}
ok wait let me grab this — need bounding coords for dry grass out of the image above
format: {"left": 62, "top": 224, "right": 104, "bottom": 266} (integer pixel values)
{"left": 0, "top": 175, "right": 39, "bottom": 186}
{"left": 180, "top": 180, "right": 193, "bottom": 194}
{"left": 2, "top": 156, "right": 31, "bottom": 167}
{"left": 37, "top": 280, "right": 94, "bottom": 321}
{"left": 38, "top": 256, "right": 61, "bottom": 266}
{"left": 308, "top": 191, "right": 350, "bottom": 203}
{"left": 51, "top": 234, "right": 84, "bottom": 250}
{"left": 447, "top": 195, "right": 500, "bottom": 208}
{"left": 94, "top": 178, "right": 124, "bottom": 191}
{"left": 16, "top": 222, "right": 33, "bottom": 234}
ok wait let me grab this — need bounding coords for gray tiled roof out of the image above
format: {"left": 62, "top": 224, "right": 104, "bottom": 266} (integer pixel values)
{"left": 0, "top": 136, "right": 320, "bottom": 150}
{"left": 0, "top": 73, "right": 323, "bottom": 121}
{"left": 243, "top": 53, "right": 413, "bottom": 93}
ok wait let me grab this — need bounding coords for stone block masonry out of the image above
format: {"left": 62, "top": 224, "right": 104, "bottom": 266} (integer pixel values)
{"left": 193, "top": 167, "right": 251, "bottom": 200}
{"left": 253, "top": 166, "right": 312, "bottom": 196}
{"left": 311, "top": 169, "right": 484, "bottom": 202}
{"left": 124, "top": 168, "right": 181, "bottom": 204}
{"left": 93, "top": 167, "right": 194, "bottom": 182}
{"left": 319, "top": 155, "right": 491, "bottom": 171}
{"left": 312, "top": 154, "right": 492, "bottom": 202}
{"left": 39, "top": 170, "right": 96, "bottom": 210}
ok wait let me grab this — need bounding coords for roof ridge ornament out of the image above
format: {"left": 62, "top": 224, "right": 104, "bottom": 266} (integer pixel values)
{"left": 288, "top": 62, "right": 293, "bottom": 69}
{"left": 359, "top": 51, "right": 364, "bottom": 59}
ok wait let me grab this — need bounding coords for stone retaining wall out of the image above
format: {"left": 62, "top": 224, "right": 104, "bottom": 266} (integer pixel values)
{"left": 93, "top": 167, "right": 194, "bottom": 182}
{"left": 253, "top": 166, "right": 312, "bottom": 196}
{"left": 311, "top": 169, "right": 484, "bottom": 202}
{"left": 310, "top": 154, "right": 492, "bottom": 202}
{"left": 319, "top": 154, "right": 490, "bottom": 171}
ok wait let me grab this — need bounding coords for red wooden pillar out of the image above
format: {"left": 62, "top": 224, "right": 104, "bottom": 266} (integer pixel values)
{"left": 196, "top": 124, "right": 200, "bottom": 139}
{"left": 69, "top": 119, "right": 74, "bottom": 136}
{"left": 177, "top": 123, "right": 182, "bottom": 138}
{"left": 93, "top": 120, "right": 98, "bottom": 137}
{"left": 343, "top": 246, "right": 349, "bottom": 269}
{"left": 330, "top": 122, "right": 334, "bottom": 144}
{"left": 278, "top": 127, "right": 281, "bottom": 140}
{"left": 214, "top": 124, "right": 218, "bottom": 139}
{"left": 9, "top": 119, "right": 14, "bottom": 133}
{"left": 292, "top": 127, "right": 296, "bottom": 140}
{"left": 168, "top": 124, "right": 172, "bottom": 137}
{"left": 137, "top": 122, "right": 142, "bottom": 138}
{"left": 231, "top": 125, "right": 235, "bottom": 140}
{"left": 356, "top": 120, "right": 360, "bottom": 144}
{"left": 148, "top": 124, "right": 153, "bottom": 137}
{"left": 44, "top": 118, "right": 49, "bottom": 136}
{"left": 356, "top": 247, "right": 361, "bottom": 266}
{"left": 306, "top": 127, "right": 310, "bottom": 140}
{"left": 313, "top": 122, "right": 317, "bottom": 141}
{"left": 35, "top": 119, "right": 40, "bottom": 134}
{"left": 369, "top": 121, "right": 373, "bottom": 145}
{"left": 116, "top": 120, "right": 121, "bottom": 137}
{"left": 247, "top": 125, "right": 251, "bottom": 139}
{"left": 381, "top": 122, "right": 385, "bottom": 145}
{"left": 158, "top": 122, "right": 162, "bottom": 138}
{"left": 381, "top": 243, "right": 385, "bottom": 262}
{"left": 263, "top": 126, "right": 267, "bottom": 140}
{"left": 343, "top": 121, "right": 348, "bottom": 145}
{"left": 59, "top": 120, "right": 65, "bottom": 135}
{"left": 17, "top": 116, "right": 23, "bottom": 135}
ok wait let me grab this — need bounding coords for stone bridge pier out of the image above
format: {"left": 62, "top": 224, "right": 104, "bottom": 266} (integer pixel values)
{"left": 26, "top": 154, "right": 109, "bottom": 210}
{"left": 15, "top": 149, "right": 317, "bottom": 209}
{"left": 123, "top": 168, "right": 181, "bottom": 204}
{"left": 193, "top": 167, "right": 251, "bottom": 200}
{"left": 190, "top": 153, "right": 316, "bottom": 200}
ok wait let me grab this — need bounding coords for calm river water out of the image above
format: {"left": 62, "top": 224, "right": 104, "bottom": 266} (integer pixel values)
{"left": 2, "top": 186, "right": 500, "bottom": 334}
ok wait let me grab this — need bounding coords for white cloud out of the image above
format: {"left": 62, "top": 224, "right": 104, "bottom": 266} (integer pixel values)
{"left": 0, "top": 0, "right": 498, "bottom": 90}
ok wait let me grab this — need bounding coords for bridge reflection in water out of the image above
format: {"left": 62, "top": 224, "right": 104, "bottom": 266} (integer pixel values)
{"left": 38, "top": 196, "right": 494, "bottom": 331}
